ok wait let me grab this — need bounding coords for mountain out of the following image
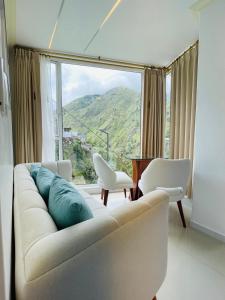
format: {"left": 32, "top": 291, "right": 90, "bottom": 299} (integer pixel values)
{"left": 63, "top": 87, "right": 141, "bottom": 162}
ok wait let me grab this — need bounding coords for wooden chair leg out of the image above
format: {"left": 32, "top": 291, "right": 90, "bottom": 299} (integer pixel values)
{"left": 177, "top": 200, "right": 186, "bottom": 228}
{"left": 101, "top": 189, "right": 104, "bottom": 200}
{"left": 137, "top": 187, "right": 143, "bottom": 199}
{"left": 124, "top": 188, "right": 127, "bottom": 198}
{"left": 103, "top": 190, "right": 109, "bottom": 206}
{"left": 129, "top": 188, "right": 134, "bottom": 200}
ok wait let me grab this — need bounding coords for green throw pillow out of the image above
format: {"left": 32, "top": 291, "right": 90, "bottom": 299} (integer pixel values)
{"left": 30, "top": 164, "right": 41, "bottom": 182}
{"left": 36, "top": 167, "right": 55, "bottom": 202}
{"left": 48, "top": 176, "right": 93, "bottom": 229}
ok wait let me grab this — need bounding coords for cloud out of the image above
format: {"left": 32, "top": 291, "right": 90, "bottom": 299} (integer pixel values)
{"left": 61, "top": 63, "right": 142, "bottom": 104}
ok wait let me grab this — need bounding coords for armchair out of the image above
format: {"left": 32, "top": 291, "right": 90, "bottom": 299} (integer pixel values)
{"left": 93, "top": 153, "right": 134, "bottom": 205}
{"left": 139, "top": 158, "right": 191, "bottom": 227}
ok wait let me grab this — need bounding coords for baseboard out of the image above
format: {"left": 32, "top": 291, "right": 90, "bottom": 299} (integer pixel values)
{"left": 76, "top": 184, "right": 124, "bottom": 195}
{"left": 190, "top": 220, "right": 225, "bottom": 243}
{"left": 77, "top": 184, "right": 100, "bottom": 194}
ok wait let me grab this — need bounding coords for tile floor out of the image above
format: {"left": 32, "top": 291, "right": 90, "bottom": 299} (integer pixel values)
{"left": 92, "top": 192, "right": 225, "bottom": 300}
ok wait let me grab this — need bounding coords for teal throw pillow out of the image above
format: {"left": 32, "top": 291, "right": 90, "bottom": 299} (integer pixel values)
{"left": 30, "top": 164, "right": 41, "bottom": 182}
{"left": 48, "top": 176, "right": 93, "bottom": 229}
{"left": 36, "top": 167, "right": 55, "bottom": 202}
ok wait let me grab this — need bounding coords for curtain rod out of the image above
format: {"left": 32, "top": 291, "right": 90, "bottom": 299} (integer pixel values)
{"left": 166, "top": 40, "right": 198, "bottom": 72}
{"left": 15, "top": 45, "right": 165, "bottom": 71}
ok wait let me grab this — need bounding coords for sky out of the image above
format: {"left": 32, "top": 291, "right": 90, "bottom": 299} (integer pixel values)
{"left": 61, "top": 63, "right": 142, "bottom": 105}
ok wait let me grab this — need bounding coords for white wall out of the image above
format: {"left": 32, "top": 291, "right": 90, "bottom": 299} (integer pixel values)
{"left": 0, "top": 1, "right": 14, "bottom": 299}
{"left": 0, "top": 115, "right": 13, "bottom": 300}
{"left": 192, "top": 0, "right": 225, "bottom": 240}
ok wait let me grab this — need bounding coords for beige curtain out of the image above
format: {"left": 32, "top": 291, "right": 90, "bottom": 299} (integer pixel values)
{"left": 170, "top": 43, "right": 198, "bottom": 196}
{"left": 142, "top": 68, "right": 166, "bottom": 157}
{"left": 13, "top": 48, "right": 42, "bottom": 164}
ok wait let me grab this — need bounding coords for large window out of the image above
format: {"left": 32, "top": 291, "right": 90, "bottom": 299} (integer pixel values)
{"left": 51, "top": 61, "right": 142, "bottom": 185}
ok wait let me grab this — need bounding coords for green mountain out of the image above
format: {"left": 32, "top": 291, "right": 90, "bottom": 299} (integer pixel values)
{"left": 63, "top": 87, "right": 141, "bottom": 158}
{"left": 62, "top": 87, "right": 141, "bottom": 183}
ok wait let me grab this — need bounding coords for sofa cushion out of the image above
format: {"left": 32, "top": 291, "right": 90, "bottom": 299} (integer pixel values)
{"left": 36, "top": 167, "right": 55, "bottom": 202}
{"left": 30, "top": 164, "right": 41, "bottom": 182}
{"left": 75, "top": 186, "right": 109, "bottom": 217}
{"left": 48, "top": 176, "right": 93, "bottom": 229}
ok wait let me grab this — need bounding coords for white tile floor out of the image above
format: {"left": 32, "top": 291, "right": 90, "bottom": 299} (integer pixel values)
{"left": 93, "top": 192, "right": 225, "bottom": 300}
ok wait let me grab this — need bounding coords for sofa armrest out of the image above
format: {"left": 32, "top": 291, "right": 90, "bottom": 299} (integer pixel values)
{"left": 25, "top": 214, "right": 119, "bottom": 281}
{"left": 110, "top": 190, "right": 168, "bottom": 225}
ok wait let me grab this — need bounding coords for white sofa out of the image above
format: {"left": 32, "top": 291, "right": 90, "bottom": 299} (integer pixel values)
{"left": 14, "top": 160, "right": 169, "bottom": 300}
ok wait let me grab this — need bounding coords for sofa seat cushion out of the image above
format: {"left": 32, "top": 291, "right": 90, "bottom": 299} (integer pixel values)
{"left": 74, "top": 185, "right": 110, "bottom": 217}
{"left": 48, "top": 176, "right": 93, "bottom": 229}
{"left": 36, "top": 167, "right": 55, "bottom": 202}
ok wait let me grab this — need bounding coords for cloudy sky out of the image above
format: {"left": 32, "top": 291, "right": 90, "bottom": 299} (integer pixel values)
{"left": 166, "top": 73, "right": 171, "bottom": 100}
{"left": 61, "top": 63, "right": 142, "bottom": 105}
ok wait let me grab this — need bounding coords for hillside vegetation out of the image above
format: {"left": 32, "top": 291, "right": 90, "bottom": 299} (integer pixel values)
{"left": 63, "top": 87, "right": 141, "bottom": 183}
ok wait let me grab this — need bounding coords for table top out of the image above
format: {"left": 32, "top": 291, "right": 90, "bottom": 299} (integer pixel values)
{"left": 126, "top": 156, "right": 155, "bottom": 161}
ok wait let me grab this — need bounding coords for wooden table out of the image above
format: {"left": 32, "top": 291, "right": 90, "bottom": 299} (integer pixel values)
{"left": 128, "top": 156, "right": 154, "bottom": 200}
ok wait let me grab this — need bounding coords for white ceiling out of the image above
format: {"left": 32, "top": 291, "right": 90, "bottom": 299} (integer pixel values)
{"left": 16, "top": 0, "right": 199, "bottom": 66}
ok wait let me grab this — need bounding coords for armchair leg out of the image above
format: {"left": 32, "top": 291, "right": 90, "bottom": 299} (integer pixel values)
{"left": 129, "top": 188, "right": 134, "bottom": 200}
{"left": 103, "top": 190, "right": 109, "bottom": 206}
{"left": 124, "top": 188, "right": 127, "bottom": 198}
{"left": 137, "top": 187, "right": 143, "bottom": 199}
{"left": 177, "top": 200, "right": 186, "bottom": 228}
{"left": 101, "top": 189, "right": 104, "bottom": 200}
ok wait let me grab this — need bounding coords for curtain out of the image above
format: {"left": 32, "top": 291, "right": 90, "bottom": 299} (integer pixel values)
{"left": 142, "top": 68, "right": 166, "bottom": 157}
{"left": 170, "top": 43, "right": 198, "bottom": 196}
{"left": 13, "top": 48, "right": 42, "bottom": 164}
{"left": 40, "top": 55, "right": 55, "bottom": 161}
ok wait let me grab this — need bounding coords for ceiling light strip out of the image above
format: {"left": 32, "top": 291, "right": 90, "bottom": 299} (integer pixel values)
{"left": 48, "top": 22, "right": 58, "bottom": 49}
{"left": 48, "top": 0, "right": 65, "bottom": 49}
{"left": 84, "top": 0, "right": 122, "bottom": 53}
{"left": 190, "top": 0, "right": 216, "bottom": 12}
{"left": 100, "top": 0, "right": 122, "bottom": 29}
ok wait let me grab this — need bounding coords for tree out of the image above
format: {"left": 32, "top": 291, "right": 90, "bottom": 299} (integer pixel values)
{"left": 63, "top": 138, "right": 97, "bottom": 183}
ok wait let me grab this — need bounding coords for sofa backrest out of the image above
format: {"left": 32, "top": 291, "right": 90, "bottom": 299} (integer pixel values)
{"left": 14, "top": 160, "right": 73, "bottom": 265}
{"left": 14, "top": 162, "right": 73, "bottom": 295}
{"left": 25, "top": 160, "right": 73, "bottom": 182}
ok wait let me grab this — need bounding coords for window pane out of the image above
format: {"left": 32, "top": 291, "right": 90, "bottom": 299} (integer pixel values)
{"left": 164, "top": 73, "right": 171, "bottom": 158}
{"left": 50, "top": 62, "right": 59, "bottom": 160}
{"left": 61, "top": 63, "right": 142, "bottom": 184}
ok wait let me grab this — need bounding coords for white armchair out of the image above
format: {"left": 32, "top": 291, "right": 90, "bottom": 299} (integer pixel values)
{"left": 93, "top": 153, "right": 134, "bottom": 205}
{"left": 139, "top": 158, "right": 191, "bottom": 227}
